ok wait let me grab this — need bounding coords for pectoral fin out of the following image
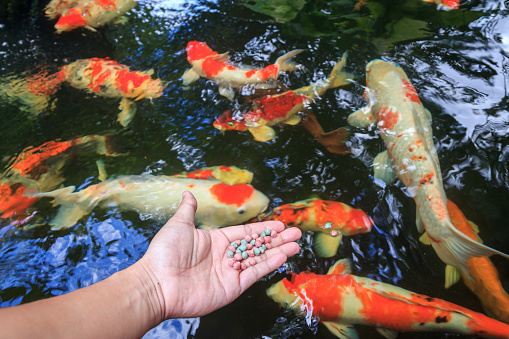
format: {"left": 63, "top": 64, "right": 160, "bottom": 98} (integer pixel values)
{"left": 374, "top": 151, "right": 395, "bottom": 185}
{"left": 219, "top": 86, "right": 235, "bottom": 101}
{"left": 96, "top": 159, "right": 108, "bottom": 182}
{"left": 416, "top": 210, "right": 424, "bottom": 233}
{"left": 419, "top": 232, "right": 431, "bottom": 245}
{"left": 327, "top": 258, "right": 352, "bottom": 274}
{"left": 182, "top": 68, "right": 200, "bottom": 86}
{"left": 376, "top": 328, "right": 398, "bottom": 339}
{"left": 283, "top": 114, "right": 302, "bottom": 126}
{"left": 347, "top": 106, "right": 375, "bottom": 128}
{"left": 249, "top": 125, "right": 276, "bottom": 142}
{"left": 313, "top": 232, "right": 342, "bottom": 258}
{"left": 445, "top": 265, "right": 461, "bottom": 289}
{"left": 117, "top": 98, "right": 137, "bottom": 127}
{"left": 321, "top": 321, "right": 358, "bottom": 339}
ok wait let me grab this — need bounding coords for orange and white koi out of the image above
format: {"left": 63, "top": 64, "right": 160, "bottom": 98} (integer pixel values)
{"left": 45, "top": 0, "right": 137, "bottom": 33}
{"left": 38, "top": 176, "right": 269, "bottom": 230}
{"left": 420, "top": 200, "right": 509, "bottom": 324}
{"left": 267, "top": 258, "right": 509, "bottom": 338}
{"left": 213, "top": 53, "right": 352, "bottom": 142}
{"left": 172, "top": 166, "right": 254, "bottom": 185}
{"left": 347, "top": 59, "right": 509, "bottom": 279}
{"left": 254, "top": 198, "right": 372, "bottom": 257}
{"left": 183, "top": 41, "right": 303, "bottom": 100}
{"left": 0, "top": 134, "right": 119, "bottom": 224}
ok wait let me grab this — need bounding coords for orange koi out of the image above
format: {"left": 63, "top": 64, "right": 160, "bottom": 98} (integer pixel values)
{"left": 183, "top": 41, "right": 303, "bottom": 100}
{"left": 254, "top": 198, "right": 372, "bottom": 257}
{"left": 268, "top": 259, "right": 509, "bottom": 338}
{"left": 45, "top": 0, "right": 137, "bottom": 33}
{"left": 420, "top": 200, "right": 509, "bottom": 324}
{"left": 354, "top": 0, "right": 458, "bottom": 10}
{"left": 172, "top": 166, "right": 254, "bottom": 185}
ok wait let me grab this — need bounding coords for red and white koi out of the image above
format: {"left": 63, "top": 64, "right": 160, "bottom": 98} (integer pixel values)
{"left": 38, "top": 176, "right": 269, "bottom": 230}
{"left": 421, "top": 200, "right": 509, "bottom": 324}
{"left": 267, "top": 259, "right": 509, "bottom": 338}
{"left": 347, "top": 59, "right": 509, "bottom": 279}
{"left": 183, "top": 41, "right": 303, "bottom": 100}
{"left": 172, "top": 166, "right": 254, "bottom": 185}
{"left": 213, "top": 53, "right": 352, "bottom": 142}
{"left": 254, "top": 198, "right": 372, "bottom": 257}
{"left": 45, "top": 0, "right": 138, "bottom": 33}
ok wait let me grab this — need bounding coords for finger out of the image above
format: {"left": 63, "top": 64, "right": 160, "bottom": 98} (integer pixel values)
{"left": 166, "top": 191, "right": 198, "bottom": 227}
{"left": 239, "top": 242, "right": 301, "bottom": 291}
{"left": 220, "top": 220, "right": 286, "bottom": 242}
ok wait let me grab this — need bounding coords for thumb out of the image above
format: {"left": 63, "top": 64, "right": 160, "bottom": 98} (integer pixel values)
{"left": 169, "top": 191, "right": 198, "bottom": 226}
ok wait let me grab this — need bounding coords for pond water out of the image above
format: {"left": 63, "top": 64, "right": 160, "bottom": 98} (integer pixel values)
{"left": 1, "top": 0, "right": 509, "bottom": 337}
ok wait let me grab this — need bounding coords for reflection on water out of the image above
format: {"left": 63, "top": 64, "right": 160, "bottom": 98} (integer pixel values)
{"left": 0, "top": 0, "right": 509, "bottom": 337}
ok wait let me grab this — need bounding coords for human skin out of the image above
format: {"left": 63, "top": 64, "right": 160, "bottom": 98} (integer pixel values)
{"left": 0, "top": 191, "right": 302, "bottom": 338}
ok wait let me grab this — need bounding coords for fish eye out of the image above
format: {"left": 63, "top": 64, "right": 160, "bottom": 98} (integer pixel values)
{"left": 237, "top": 207, "right": 246, "bottom": 215}
{"left": 227, "top": 121, "right": 235, "bottom": 126}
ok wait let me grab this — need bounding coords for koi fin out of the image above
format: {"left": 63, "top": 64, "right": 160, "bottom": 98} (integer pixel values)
{"left": 376, "top": 328, "right": 398, "bottom": 339}
{"left": 283, "top": 114, "right": 302, "bottom": 125}
{"left": 328, "top": 53, "right": 354, "bottom": 89}
{"left": 84, "top": 25, "right": 97, "bottom": 32}
{"left": 275, "top": 49, "right": 304, "bottom": 72}
{"left": 374, "top": 151, "right": 395, "bottom": 186}
{"left": 37, "top": 186, "right": 90, "bottom": 230}
{"left": 182, "top": 68, "right": 200, "bottom": 86}
{"left": 430, "top": 223, "right": 509, "bottom": 280}
{"left": 96, "top": 159, "right": 108, "bottom": 182}
{"left": 300, "top": 110, "right": 324, "bottom": 138}
{"left": 113, "top": 16, "right": 129, "bottom": 25}
{"left": 249, "top": 125, "right": 276, "bottom": 142}
{"left": 313, "top": 232, "right": 342, "bottom": 258}
{"left": 212, "top": 52, "right": 230, "bottom": 63}
{"left": 468, "top": 221, "right": 481, "bottom": 238}
{"left": 218, "top": 86, "right": 235, "bottom": 101}
{"left": 146, "top": 69, "right": 155, "bottom": 76}
{"left": 327, "top": 258, "right": 352, "bottom": 274}
{"left": 354, "top": 0, "right": 368, "bottom": 10}
{"left": 319, "top": 127, "right": 350, "bottom": 155}
{"left": 419, "top": 232, "right": 431, "bottom": 245}
{"left": 321, "top": 321, "right": 358, "bottom": 339}
{"left": 416, "top": 210, "right": 424, "bottom": 233}
{"left": 445, "top": 264, "right": 461, "bottom": 289}
{"left": 347, "top": 106, "right": 375, "bottom": 129}
{"left": 117, "top": 98, "right": 137, "bottom": 127}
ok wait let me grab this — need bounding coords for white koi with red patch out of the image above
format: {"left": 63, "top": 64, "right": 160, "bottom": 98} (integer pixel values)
{"left": 347, "top": 59, "right": 509, "bottom": 279}
{"left": 38, "top": 176, "right": 269, "bottom": 230}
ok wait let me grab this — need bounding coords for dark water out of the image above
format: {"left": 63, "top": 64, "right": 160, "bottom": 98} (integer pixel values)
{"left": 0, "top": 0, "right": 509, "bottom": 337}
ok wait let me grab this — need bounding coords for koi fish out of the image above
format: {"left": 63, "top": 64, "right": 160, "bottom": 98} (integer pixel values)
{"left": 0, "top": 134, "right": 119, "bottom": 223}
{"left": 267, "top": 258, "right": 509, "bottom": 338}
{"left": 213, "top": 53, "right": 352, "bottom": 142}
{"left": 347, "top": 59, "right": 509, "bottom": 279}
{"left": 183, "top": 41, "right": 303, "bottom": 100}
{"left": 38, "top": 176, "right": 269, "bottom": 230}
{"left": 172, "top": 166, "right": 254, "bottom": 185}
{"left": 45, "top": 0, "right": 138, "bottom": 33}
{"left": 254, "top": 198, "right": 372, "bottom": 257}
{"left": 354, "top": 0, "right": 458, "bottom": 10}
{"left": 420, "top": 200, "right": 509, "bottom": 324}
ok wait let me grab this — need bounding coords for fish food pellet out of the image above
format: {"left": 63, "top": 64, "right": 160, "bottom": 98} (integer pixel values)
{"left": 226, "top": 228, "right": 280, "bottom": 270}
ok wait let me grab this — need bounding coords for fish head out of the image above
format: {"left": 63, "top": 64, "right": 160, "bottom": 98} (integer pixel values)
{"left": 438, "top": 0, "right": 459, "bottom": 9}
{"left": 186, "top": 41, "right": 219, "bottom": 63}
{"left": 208, "top": 182, "right": 269, "bottom": 226}
{"left": 213, "top": 110, "right": 248, "bottom": 132}
{"left": 215, "top": 166, "right": 254, "bottom": 185}
{"left": 0, "top": 183, "right": 38, "bottom": 219}
{"left": 365, "top": 59, "right": 407, "bottom": 89}
{"left": 54, "top": 7, "right": 88, "bottom": 33}
{"left": 346, "top": 208, "right": 373, "bottom": 235}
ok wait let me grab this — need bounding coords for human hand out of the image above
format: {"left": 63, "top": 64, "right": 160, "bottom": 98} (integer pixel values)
{"left": 132, "top": 191, "right": 302, "bottom": 321}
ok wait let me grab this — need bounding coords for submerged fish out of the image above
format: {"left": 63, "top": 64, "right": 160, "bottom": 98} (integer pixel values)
{"left": 420, "top": 200, "right": 509, "bottom": 324}
{"left": 45, "top": 0, "right": 138, "bottom": 33}
{"left": 267, "top": 259, "right": 509, "bottom": 338}
{"left": 347, "top": 59, "right": 509, "bottom": 279}
{"left": 254, "top": 198, "right": 372, "bottom": 257}
{"left": 354, "top": 0, "right": 458, "bottom": 10}
{"left": 38, "top": 176, "right": 269, "bottom": 230}
{"left": 213, "top": 53, "right": 352, "bottom": 142}
{"left": 183, "top": 41, "right": 303, "bottom": 100}
{"left": 172, "top": 166, "right": 254, "bottom": 185}
{"left": 0, "top": 134, "right": 119, "bottom": 223}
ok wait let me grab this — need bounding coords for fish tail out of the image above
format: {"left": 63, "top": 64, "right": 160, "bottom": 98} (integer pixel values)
{"left": 317, "top": 127, "right": 350, "bottom": 155}
{"left": 37, "top": 186, "right": 91, "bottom": 230}
{"left": 275, "top": 49, "right": 304, "bottom": 72}
{"left": 431, "top": 222, "right": 509, "bottom": 280}
{"left": 328, "top": 52, "right": 354, "bottom": 89}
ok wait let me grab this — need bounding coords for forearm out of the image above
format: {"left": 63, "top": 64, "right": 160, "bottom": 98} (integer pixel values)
{"left": 0, "top": 262, "right": 162, "bottom": 339}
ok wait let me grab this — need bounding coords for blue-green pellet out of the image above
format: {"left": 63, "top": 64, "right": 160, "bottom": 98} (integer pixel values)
{"left": 260, "top": 231, "right": 266, "bottom": 237}
{"left": 259, "top": 247, "right": 265, "bottom": 254}
{"left": 239, "top": 244, "right": 247, "bottom": 251}
{"left": 250, "top": 239, "right": 256, "bottom": 246}
{"left": 261, "top": 244, "right": 266, "bottom": 251}
{"left": 236, "top": 249, "right": 241, "bottom": 253}
{"left": 265, "top": 229, "right": 271, "bottom": 236}
{"left": 241, "top": 252, "right": 248, "bottom": 260}
{"left": 240, "top": 239, "right": 248, "bottom": 245}
{"left": 231, "top": 242, "right": 238, "bottom": 248}
{"left": 254, "top": 248, "right": 260, "bottom": 256}
{"left": 227, "top": 251, "right": 234, "bottom": 258}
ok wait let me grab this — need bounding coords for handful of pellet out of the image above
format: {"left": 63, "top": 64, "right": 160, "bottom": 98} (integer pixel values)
{"left": 226, "top": 229, "right": 278, "bottom": 270}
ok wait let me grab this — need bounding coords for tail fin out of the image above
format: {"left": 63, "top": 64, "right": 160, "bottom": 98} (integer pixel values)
{"left": 328, "top": 52, "right": 354, "bottom": 89}
{"left": 432, "top": 223, "right": 509, "bottom": 280}
{"left": 37, "top": 186, "right": 91, "bottom": 230}
{"left": 275, "top": 49, "right": 304, "bottom": 72}
{"left": 318, "top": 127, "right": 350, "bottom": 155}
